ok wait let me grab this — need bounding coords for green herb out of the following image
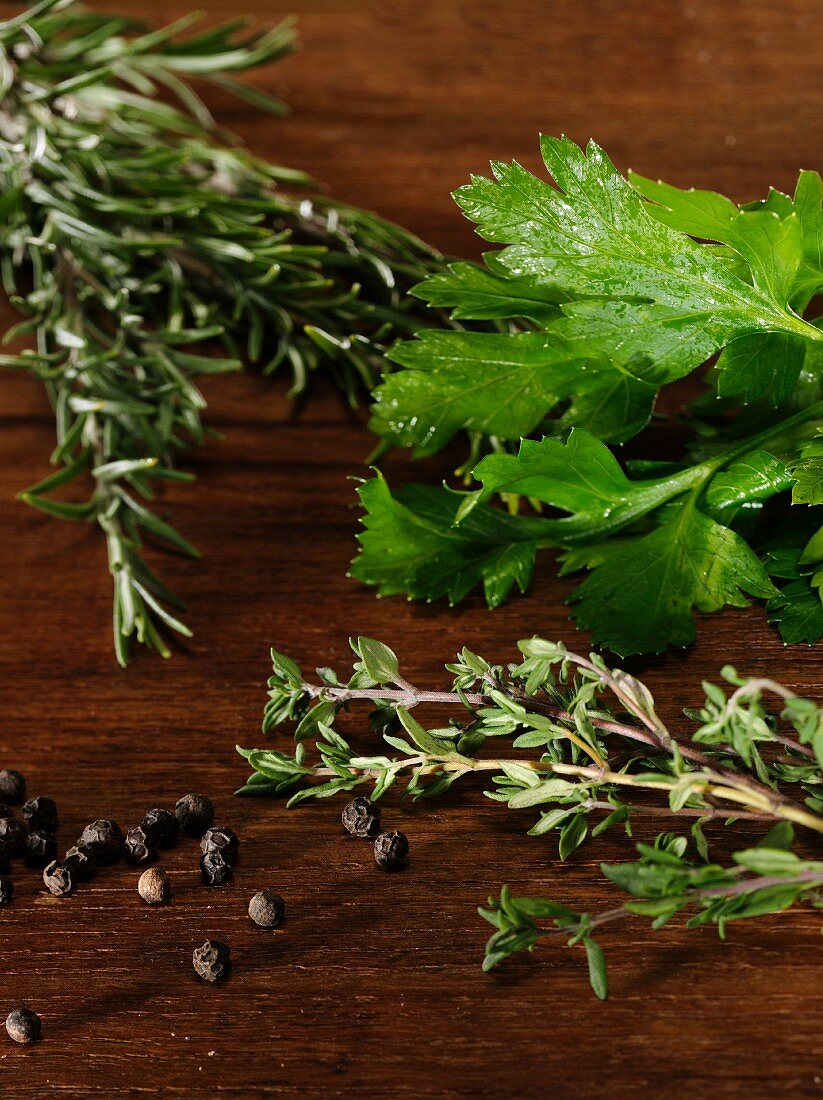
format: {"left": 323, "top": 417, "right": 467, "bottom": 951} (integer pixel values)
{"left": 237, "top": 636, "right": 823, "bottom": 834}
{"left": 481, "top": 828, "right": 823, "bottom": 1000}
{"left": 0, "top": 0, "right": 454, "bottom": 664}
{"left": 356, "top": 137, "right": 823, "bottom": 655}
{"left": 237, "top": 636, "right": 823, "bottom": 996}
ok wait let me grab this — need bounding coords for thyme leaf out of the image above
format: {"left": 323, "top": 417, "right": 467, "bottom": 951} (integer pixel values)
{"left": 237, "top": 636, "right": 823, "bottom": 996}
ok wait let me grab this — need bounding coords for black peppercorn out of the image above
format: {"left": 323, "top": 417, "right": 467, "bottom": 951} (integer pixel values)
{"left": 124, "top": 826, "right": 156, "bottom": 866}
{"left": 373, "top": 830, "right": 409, "bottom": 871}
{"left": 341, "top": 796, "right": 382, "bottom": 838}
{"left": 78, "top": 819, "right": 124, "bottom": 864}
{"left": 141, "top": 808, "right": 179, "bottom": 849}
{"left": 22, "top": 795, "right": 58, "bottom": 832}
{"left": 200, "top": 850, "right": 233, "bottom": 886}
{"left": 174, "top": 793, "right": 214, "bottom": 838}
{"left": 138, "top": 866, "right": 171, "bottom": 905}
{"left": 0, "top": 769, "right": 26, "bottom": 805}
{"left": 192, "top": 940, "right": 231, "bottom": 983}
{"left": 43, "top": 860, "right": 74, "bottom": 897}
{"left": 248, "top": 889, "right": 285, "bottom": 929}
{"left": 5, "top": 1008, "right": 41, "bottom": 1044}
{"left": 200, "top": 826, "right": 239, "bottom": 863}
{"left": 64, "top": 845, "right": 97, "bottom": 882}
{"left": 0, "top": 816, "right": 27, "bottom": 859}
{"left": 25, "top": 830, "right": 58, "bottom": 869}
{"left": 0, "top": 874, "right": 13, "bottom": 906}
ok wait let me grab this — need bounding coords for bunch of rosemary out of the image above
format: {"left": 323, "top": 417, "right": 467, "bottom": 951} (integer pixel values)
{"left": 237, "top": 635, "right": 823, "bottom": 997}
{"left": 0, "top": 0, "right": 452, "bottom": 664}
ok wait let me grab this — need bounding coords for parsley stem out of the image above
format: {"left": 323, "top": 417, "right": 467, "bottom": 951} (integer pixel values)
{"left": 703, "top": 399, "right": 823, "bottom": 475}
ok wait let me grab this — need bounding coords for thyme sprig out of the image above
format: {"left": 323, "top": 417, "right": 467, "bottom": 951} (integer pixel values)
{"left": 236, "top": 637, "right": 823, "bottom": 842}
{"left": 481, "top": 827, "right": 823, "bottom": 999}
{"left": 1, "top": 0, "right": 454, "bottom": 663}
{"left": 237, "top": 637, "right": 823, "bottom": 997}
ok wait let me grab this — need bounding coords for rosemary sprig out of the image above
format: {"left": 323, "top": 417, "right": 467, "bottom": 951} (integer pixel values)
{"left": 480, "top": 827, "right": 823, "bottom": 999}
{"left": 1, "top": 0, "right": 456, "bottom": 663}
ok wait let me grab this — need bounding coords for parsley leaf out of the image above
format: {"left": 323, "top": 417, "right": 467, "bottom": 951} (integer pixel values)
{"left": 565, "top": 504, "right": 776, "bottom": 654}
{"left": 705, "top": 450, "right": 793, "bottom": 512}
{"left": 764, "top": 516, "right": 823, "bottom": 644}
{"left": 373, "top": 137, "right": 823, "bottom": 459}
{"left": 714, "top": 332, "right": 808, "bottom": 405}
{"left": 631, "top": 168, "right": 823, "bottom": 311}
{"left": 373, "top": 332, "right": 584, "bottom": 457}
{"left": 455, "top": 136, "right": 818, "bottom": 379}
{"left": 350, "top": 473, "right": 555, "bottom": 608}
{"left": 789, "top": 428, "right": 823, "bottom": 505}
{"left": 411, "top": 257, "right": 565, "bottom": 323}
{"left": 356, "top": 137, "right": 823, "bottom": 654}
{"left": 373, "top": 332, "right": 655, "bottom": 455}
{"left": 353, "top": 431, "right": 787, "bottom": 655}
{"left": 464, "top": 429, "right": 704, "bottom": 542}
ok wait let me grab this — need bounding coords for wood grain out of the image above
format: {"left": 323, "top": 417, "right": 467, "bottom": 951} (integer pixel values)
{"left": 0, "top": 1, "right": 821, "bottom": 1096}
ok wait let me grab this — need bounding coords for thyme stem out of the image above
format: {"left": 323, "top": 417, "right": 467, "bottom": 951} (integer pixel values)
{"left": 302, "top": 675, "right": 816, "bottom": 826}
{"left": 305, "top": 751, "right": 823, "bottom": 834}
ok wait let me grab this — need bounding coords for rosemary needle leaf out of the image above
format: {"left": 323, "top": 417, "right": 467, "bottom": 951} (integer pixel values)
{"left": 1, "top": 0, "right": 460, "bottom": 663}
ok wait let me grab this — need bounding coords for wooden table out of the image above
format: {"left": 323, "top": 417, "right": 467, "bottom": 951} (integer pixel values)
{"left": 1, "top": 1, "right": 821, "bottom": 1095}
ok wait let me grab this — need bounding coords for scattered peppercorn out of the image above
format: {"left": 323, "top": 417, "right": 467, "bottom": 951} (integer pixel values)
{"left": 248, "top": 889, "right": 285, "bottom": 929}
{"left": 200, "top": 850, "right": 233, "bottom": 887}
{"left": 0, "top": 769, "right": 26, "bottom": 805}
{"left": 25, "top": 830, "right": 58, "bottom": 869}
{"left": 0, "top": 874, "right": 13, "bottom": 906}
{"left": 64, "top": 845, "right": 97, "bottom": 882}
{"left": 174, "top": 793, "right": 214, "bottom": 838}
{"left": 138, "top": 866, "right": 171, "bottom": 906}
{"left": 43, "top": 860, "right": 74, "bottom": 897}
{"left": 22, "top": 796, "right": 58, "bottom": 832}
{"left": 141, "top": 808, "right": 179, "bottom": 849}
{"left": 5, "top": 1008, "right": 41, "bottom": 1045}
{"left": 341, "top": 796, "right": 382, "bottom": 838}
{"left": 124, "top": 826, "right": 156, "bottom": 866}
{"left": 373, "top": 830, "right": 409, "bottom": 871}
{"left": 200, "top": 826, "right": 239, "bottom": 863}
{"left": 0, "top": 816, "right": 27, "bottom": 858}
{"left": 192, "top": 940, "right": 231, "bottom": 983}
{"left": 78, "top": 819, "right": 124, "bottom": 864}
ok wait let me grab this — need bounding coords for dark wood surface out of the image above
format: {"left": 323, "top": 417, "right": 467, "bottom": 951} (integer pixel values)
{"left": 1, "top": 1, "right": 821, "bottom": 1095}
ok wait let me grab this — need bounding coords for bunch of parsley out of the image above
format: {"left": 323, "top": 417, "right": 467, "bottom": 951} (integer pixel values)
{"left": 354, "top": 137, "right": 823, "bottom": 655}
